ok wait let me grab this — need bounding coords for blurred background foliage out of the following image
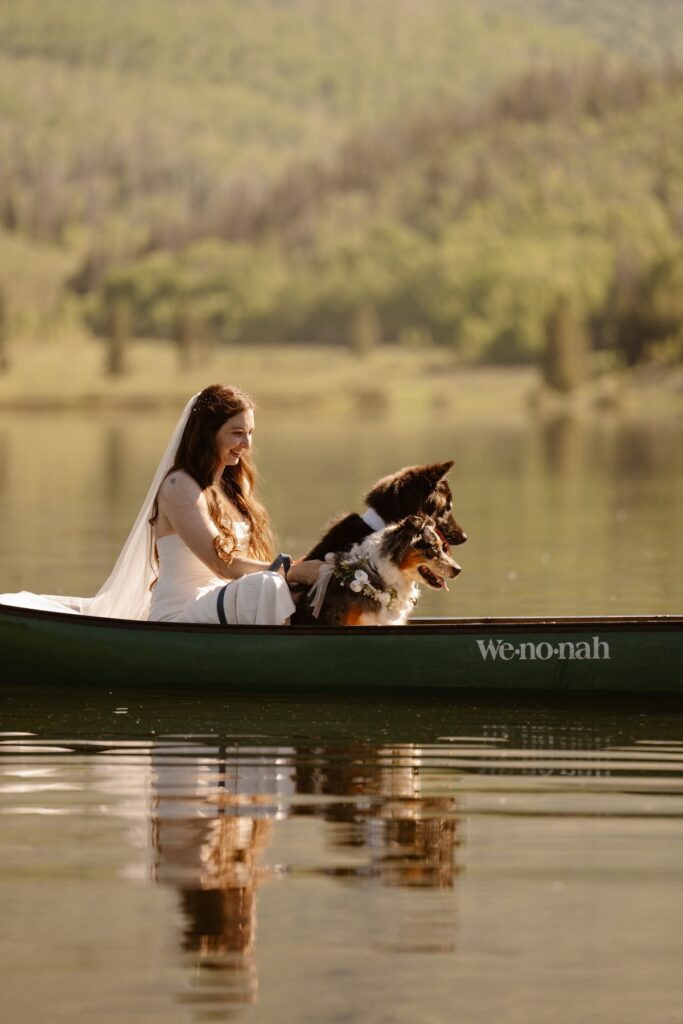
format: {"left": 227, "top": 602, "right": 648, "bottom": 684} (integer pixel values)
{"left": 0, "top": 0, "right": 682, "bottom": 389}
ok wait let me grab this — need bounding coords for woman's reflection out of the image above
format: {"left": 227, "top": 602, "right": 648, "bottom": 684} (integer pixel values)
{"left": 150, "top": 737, "right": 462, "bottom": 1016}
{"left": 150, "top": 743, "right": 293, "bottom": 1014}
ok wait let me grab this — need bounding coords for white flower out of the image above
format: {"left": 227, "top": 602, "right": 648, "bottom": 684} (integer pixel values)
{"left": 378, "top": 591, "right": 391, "bottom": 606}
{"left": 350, "top": 580, "right": 363, "bottom": 593}
{"left": 324, "top": 552, "right": 336, "bottom": 563}
{"left": 354, "top": 569, "right": 369, "bottom": 584}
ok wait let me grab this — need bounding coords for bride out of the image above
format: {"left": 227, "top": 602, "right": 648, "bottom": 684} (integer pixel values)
{"left": 148, "top": 383, "right": 320, "bottom": 625}
{"left": 0, "top": 384, "right": 321, "bottom": 623}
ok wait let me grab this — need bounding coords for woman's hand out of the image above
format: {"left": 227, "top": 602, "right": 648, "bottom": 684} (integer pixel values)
{"left": 287, "top": 558, "right": 323, "bottom": 586}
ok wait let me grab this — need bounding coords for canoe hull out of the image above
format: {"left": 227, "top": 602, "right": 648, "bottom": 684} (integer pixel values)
{"left": 1, "top": 603, "right": 682, "bottom": 693}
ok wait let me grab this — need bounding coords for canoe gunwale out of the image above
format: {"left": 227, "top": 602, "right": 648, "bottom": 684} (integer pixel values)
{"left": 1, "top": 601, "right": 681, "bottom": 636}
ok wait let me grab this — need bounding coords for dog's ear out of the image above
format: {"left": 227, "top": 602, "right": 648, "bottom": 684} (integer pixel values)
{"left": 405, "top": 514, "right": 436, "bottom": 545}
{"left": 421, "top": 461, "right": 454, "bottom": 485}
{"left": 394, "top": 514, "right": 426, "bottom": 544}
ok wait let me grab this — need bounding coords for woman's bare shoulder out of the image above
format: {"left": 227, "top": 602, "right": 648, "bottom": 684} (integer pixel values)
{"left": 158, "top": 470, "right": 204, "bottom": 506}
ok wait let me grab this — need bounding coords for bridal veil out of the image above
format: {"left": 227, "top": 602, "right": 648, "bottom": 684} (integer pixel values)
{"left": 0, "top": 393, "right": 199, "bottom": 620}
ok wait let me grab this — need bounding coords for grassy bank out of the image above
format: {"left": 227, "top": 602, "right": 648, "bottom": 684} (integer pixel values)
{"left": 0, "top": 336, "right": 679, "bottom": 419}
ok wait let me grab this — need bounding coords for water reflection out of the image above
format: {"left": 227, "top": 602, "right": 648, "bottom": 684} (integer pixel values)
{"left": 295, "top": 743, "right": 461, "bottom": 892}
{"left": 538, "top": 413, "right": 581, "bottom": 478}
{"left": 150, "top": 744, "right": 291, "bottom": 1010}
{"left": 2, "top": 694, "right": 683, "bottom": 1023}
{"left": 102, "top": 426, "right": 126, "bottom": 507}
{"left": 149, "top": 739, "right": 463, "bottom": 1014}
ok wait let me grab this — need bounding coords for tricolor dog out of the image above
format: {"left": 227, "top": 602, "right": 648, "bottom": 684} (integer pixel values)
{"left": 302, "top": 515, "right": 462, "bottom": 627}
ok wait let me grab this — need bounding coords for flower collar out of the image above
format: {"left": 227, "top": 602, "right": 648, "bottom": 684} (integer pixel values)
{"left": 327, "top": 552, "right": 397, "bottom": 609}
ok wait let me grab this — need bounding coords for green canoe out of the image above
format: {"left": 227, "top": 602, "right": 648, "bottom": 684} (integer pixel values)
{"left": 1, "top": 601, "right": 681, "bottom": 693}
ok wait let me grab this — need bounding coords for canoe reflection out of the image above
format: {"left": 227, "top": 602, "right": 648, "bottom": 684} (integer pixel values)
{"left": 150, "top": 741, "right": 461, "bottom": 1012}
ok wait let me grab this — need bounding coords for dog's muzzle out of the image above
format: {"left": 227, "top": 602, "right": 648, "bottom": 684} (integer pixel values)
{"left": 418, "top": 562, "right": 460, "bottom": 590}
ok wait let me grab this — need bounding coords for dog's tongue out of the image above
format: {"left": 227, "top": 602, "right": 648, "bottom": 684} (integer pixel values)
{"left": 443, "top": 579, "right": 449, "bottom": 592}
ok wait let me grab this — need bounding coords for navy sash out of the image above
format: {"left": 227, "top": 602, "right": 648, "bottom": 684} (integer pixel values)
{"left": 216, "top": 584, "right": 229, "bottom": 626}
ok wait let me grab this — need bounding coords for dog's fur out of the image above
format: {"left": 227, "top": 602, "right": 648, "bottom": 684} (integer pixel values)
{"left": 303, "top": 515, "right": 461, "bottom": 627}
{"left": 302, "top": 461, "right": 466, "bottom": 563}
{"left": 293, "top": 461, "right": 466, "bottom": 625}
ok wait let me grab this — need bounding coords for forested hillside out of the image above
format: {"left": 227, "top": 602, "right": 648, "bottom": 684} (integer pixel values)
{"left": 0, "top": 0, "right": 681, "bottom": 369}
{"left": 479, "top": 0, "right": 683, "bottom": 65}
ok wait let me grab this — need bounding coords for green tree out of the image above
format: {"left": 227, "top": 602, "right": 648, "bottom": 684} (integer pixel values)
{"left": 600, "top": 249, "right": 683, "bottom": 365}
{"left": 104, "top": 295, "right": 131, "bottom": 376}
{"left": 173, "top": 301, "right": 200, "bottom": 370}
{"left": 350, "top": 304, "right": 382, "bottom": 359}
{"left": 543, "top": 293, "right": 588, "bottom": 392}
{"left": 0, "top": 287, "right": 9, "bottom": 373}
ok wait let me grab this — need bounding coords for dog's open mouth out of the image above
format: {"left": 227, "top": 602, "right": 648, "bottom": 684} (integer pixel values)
{"left": 418, "top": 565, "right": 449, "bottom": 591}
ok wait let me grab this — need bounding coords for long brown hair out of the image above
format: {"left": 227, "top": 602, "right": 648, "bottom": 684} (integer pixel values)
{"left": 150, "top": 384, "right": 276, "bottom": 566}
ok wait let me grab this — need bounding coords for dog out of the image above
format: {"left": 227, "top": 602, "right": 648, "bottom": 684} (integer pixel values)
{"left": 302, "top": 515, "right": 461, "bottom": 626}
{"left": 292, "top": 461, "right": 466, "bottom": 624}
{"left": 301, "top": 461, "right": 466, "bottom": 563}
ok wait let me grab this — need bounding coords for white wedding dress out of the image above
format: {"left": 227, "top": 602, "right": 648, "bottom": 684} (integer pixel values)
{"left": 148, "top": 521, "right": 295, "bottom": 625}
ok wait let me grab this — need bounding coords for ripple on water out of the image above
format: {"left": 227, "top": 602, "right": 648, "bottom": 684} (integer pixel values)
{"left": 1, "top": 699, "right": 683, "bottom": 1023}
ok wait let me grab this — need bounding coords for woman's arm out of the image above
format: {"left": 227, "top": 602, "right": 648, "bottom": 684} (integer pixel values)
{"left": 287, "top": 558, "right": 323, "bottom": 586}
{"left": 157, "top": 472, "right": 272, "bottom": 580}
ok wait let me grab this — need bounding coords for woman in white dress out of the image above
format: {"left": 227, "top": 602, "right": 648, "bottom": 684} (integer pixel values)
{"left": 0, "top": 383, "right": 320, "bottom": 623}
{"left": 147, "top": 384, "right": 321, "bottom": 626}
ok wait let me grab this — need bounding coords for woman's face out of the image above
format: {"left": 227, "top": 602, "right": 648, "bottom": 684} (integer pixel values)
{"left": 214, "top": 408, "right": 255, "bottom": 467}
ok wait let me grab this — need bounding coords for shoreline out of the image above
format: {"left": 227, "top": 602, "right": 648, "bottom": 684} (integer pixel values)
{"left": 0, "top": 340, "right": 680, "bottom": 417}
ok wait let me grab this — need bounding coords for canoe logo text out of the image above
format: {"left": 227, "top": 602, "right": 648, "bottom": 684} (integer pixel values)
{"left": 477, "top": 636, "right": 610, "bottom": 661}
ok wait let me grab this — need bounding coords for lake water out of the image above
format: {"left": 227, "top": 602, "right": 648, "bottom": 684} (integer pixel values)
{"left": 1, "top": 689, "right": 683, "bottom": 1024}
{"left": 0, "top": 407, "right": 681, "bottom": 1022}
{"left": 0, "top": 407, "right": 681, "bottom": 614}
